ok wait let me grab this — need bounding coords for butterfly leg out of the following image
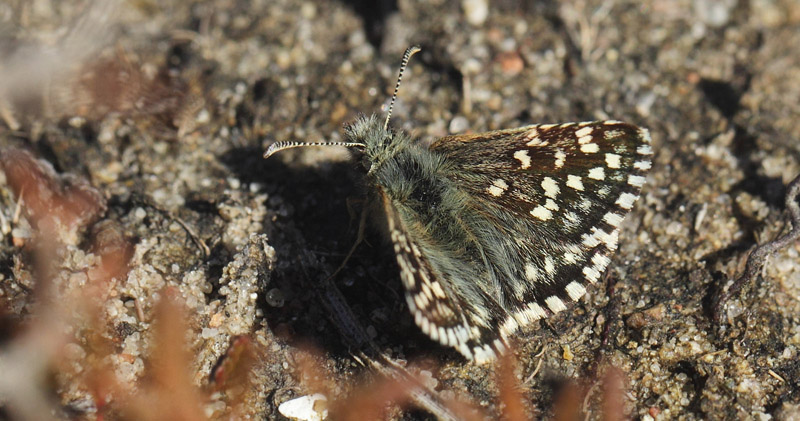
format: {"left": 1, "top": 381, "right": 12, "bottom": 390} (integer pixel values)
{"left": 327, "top": 200, "right": 370, "bottom": 280}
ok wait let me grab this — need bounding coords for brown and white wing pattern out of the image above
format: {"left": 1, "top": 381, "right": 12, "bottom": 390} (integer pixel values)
{"left": 393, "top": 121, "right": 652, "bottom": 362}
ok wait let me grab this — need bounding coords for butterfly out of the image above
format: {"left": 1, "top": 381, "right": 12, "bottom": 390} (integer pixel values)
{"left": 265, "top": 46, "right": 652, "bottom": 363}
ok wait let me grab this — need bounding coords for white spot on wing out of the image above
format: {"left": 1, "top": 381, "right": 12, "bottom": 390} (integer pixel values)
{"left": 414, "top": 294, "right": 428, "bottom": 312}
{"left": 638, "top": 130, "right": 653, "bottom": 147}
{"left": 580, "top": 143, "right": 599, "bottom": 153}
{"left": 447, "top": 329, "right": 457, "bottom": 347}
{"left": 546, "top": 296, "right": 567, "bottom": 312}
{"left": 575, "top": 126, "right": 593, "bottom": 138}
{"left": 582, "top": 232, "right": 600, "bottom": 248}
{"left": 524, "top": 128, "right": 546, "bottom": 146}
{"left": 510, "top": 302, "right": 548, "bottom": 328}
{"left": 588, "top": 167, "right": 605, "bottom": 180}
{"left": 421, "top": 283, "right": 433, "bottom": 299}
{"left": 603, "top": 212, "right": 624, "bottom": 227}
{"left": 604, "top": 129, "right": 623, "bottom": 140}
{"left": 430, "top": 281, "right": 446, "bottom": 298}
{"left": 459, "top": 343, "right": 473, "bottom": 360}
{"left": 583, "top": 266, "right": 602, "bottom": 283}
{"left": 526, "top": 136, "right": 544, "bottom": 146}
{"left": 406, "top": 294, "right": 417, "bottom": 312}
{"left": 473, "top": 345, "right": 496, "bottom": 364}
{"left": 514, "top": 150, "right": 532, "bottom": 169}
{"left": 592, "top": 253, "right": 611, "bottom": 269}
{"left": 418, "top": 312, "right": 429, "bottom": 333}
{"left": 600, "top": 229, "right": 620, "bottom": 249}
{"left": 605, "top": 153, "right": 622, "bottom": 169}
{"left": 565, "top": 281, "right": 587, "bottom": 301}
{"left": 525, "top": 263, "right": 539, "bottom": 281}
{"left": 566, "top": 175, "right": 584, "bottom": 191}
{"left": 564, "top": 211, "right": 581, "bottom": 227}
{"left": 500, "top": 318, "right": 519, "bottom": 337}
{"left": 542, "top": 177, "right": 560, "bottom": 199}
{"left": 634, "top": 160, "right": 652, "bottom": 170}
{"left": 544, "top": 256, "right": 555, "bottom": 275}
{"left": 628, "top": 174, "right": 646, "bottom": 187}
{"left": 616, "top": 192, "right": 638, "bottom": 210}
{"left": 487, "top": 179, "right": 509, "bottom": 197}
{"left": 554, "top": 149, "right": 566, "bottom": 168}
{"left": 531, "top": 206, "right": 553, "bottom": 220}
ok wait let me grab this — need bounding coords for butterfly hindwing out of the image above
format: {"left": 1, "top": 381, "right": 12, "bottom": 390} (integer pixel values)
{"left": 382, "top": 194, "right": 509, "bottom": 363}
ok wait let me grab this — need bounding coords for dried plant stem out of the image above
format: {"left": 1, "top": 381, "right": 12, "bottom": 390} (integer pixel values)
{"left": 713, "top": 172, "right": 800, "bottom": 322}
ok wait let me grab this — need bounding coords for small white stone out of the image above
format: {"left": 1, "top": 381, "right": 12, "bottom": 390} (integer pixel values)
{"left": 462, "top": 0, "right": 489, "bottom": 26}
{"left": 278, "top": 394, "right": 329, "bottom": 421}
{"left": 449, "top": 115, "right": 470, "bottom": 133}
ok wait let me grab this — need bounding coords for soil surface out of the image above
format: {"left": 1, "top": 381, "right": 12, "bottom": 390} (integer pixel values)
{"left": 1, "top": 0, "right": 800, "bottom": 419}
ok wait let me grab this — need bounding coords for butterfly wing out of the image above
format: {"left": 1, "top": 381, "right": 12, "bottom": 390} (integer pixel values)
{"left": 388, "top": 121, "right": 652, "bottom": 362}
{"left": 381, "top": 193, "right": 509, "bottom": 362}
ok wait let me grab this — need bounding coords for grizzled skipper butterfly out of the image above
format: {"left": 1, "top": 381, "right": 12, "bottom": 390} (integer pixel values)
{"left": 265, "top": 46, "right": 652, "bottom": 363}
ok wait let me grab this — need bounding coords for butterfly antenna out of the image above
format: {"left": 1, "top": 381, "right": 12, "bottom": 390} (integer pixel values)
{"left": 384, "top": 45, "right": 421, "bottom": 131}
{"left": 263, "top": 140, "right": 366, "bottom": 158}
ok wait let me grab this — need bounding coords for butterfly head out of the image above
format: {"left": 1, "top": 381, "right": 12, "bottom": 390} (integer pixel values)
{"left": 347, "top": 46, "right": 421, "bottom": 174}
{"left": 343, "top": 113, "right": 399, "bottom": 173}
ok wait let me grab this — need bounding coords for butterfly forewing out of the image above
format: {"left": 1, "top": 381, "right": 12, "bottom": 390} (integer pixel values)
{"left": 391, "top": 120, "right": 653, "bottom": 360}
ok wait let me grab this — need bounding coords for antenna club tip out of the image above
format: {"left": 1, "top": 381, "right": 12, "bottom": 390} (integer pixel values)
{"left": 263, "top": 141, "right": 291, "bottom": 159}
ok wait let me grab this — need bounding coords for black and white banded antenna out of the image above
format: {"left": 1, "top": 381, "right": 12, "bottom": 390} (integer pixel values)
{"left": 384, "top": 45, "right": 421, "bottom": 131}
{"left": 263, "top": 140, "right": 366, "bottom": 158}
{"left": 263, "top": 46, "right": 421, "bottom": 159}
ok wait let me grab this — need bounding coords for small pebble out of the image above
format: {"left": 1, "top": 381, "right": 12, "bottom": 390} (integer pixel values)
{"left": 449, "top": 116, "right": 470, "bottom": 134}
{"left": 266, "top": 288, "right": 285, "bottom": 307}
{"left": 462, "top": 0, "right": 488, "bottom": 26}
{"left": 278, "top": 394, "right": 328, "bottom": 421}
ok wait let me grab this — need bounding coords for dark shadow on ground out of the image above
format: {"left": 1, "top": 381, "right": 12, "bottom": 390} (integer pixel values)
{"left": 220, "top": 145, "right": 450, "bottom": 360}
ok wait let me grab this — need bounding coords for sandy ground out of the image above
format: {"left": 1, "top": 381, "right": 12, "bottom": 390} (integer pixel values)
{"left": 1, "top": 0, "right": 800, "bottom": 419}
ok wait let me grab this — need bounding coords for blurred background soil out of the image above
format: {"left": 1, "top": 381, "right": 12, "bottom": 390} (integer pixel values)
{"left": 0, "top": 0, "right": 800, "bottom": 419}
